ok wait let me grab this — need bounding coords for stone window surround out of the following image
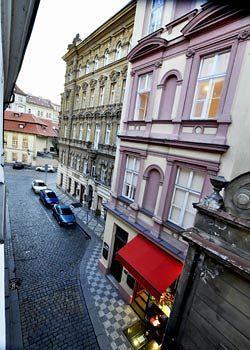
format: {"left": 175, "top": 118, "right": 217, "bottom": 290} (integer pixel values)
{"left": 124, "top": 33, "right": 247, "bottom": 147}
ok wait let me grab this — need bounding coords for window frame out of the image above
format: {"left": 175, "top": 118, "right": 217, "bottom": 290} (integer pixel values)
{"left": 105, "top": 124, "right": 111, "bottom": 145}
{"left": 148, "top": 0, "right": 165, "bottom": 34}
{"left": 115, "top": 42, "right": 122, "bottom": 61}
{"left": 134, "top": 72, "right": 152, "bottom": 120}
{"left": 122, "top": 156, "right": 139, "bottom": 201}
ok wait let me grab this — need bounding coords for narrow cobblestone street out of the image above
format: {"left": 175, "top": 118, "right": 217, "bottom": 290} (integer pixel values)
{"left": 5, "top": 167, "right": 99, "bottom": 350}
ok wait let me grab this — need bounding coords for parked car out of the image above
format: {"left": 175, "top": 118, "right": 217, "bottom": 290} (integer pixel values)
{"left": 39, "top": 189, "right": 59, "bottom": 208}
{"left": 31, "top": 179, "right": 47, "bottom": 193}
{"left": 52, "top": 204, "right": 76, "bottom": 226}
{"left": 36, "top": 165, "right": 55, "bottom": 172}
{"left": 13, "top": 162, "right": 24, "bottom": 169}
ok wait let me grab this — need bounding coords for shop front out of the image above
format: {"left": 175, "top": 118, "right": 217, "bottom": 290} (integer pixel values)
{"left": 115, "top": 235, "right": 183, "bottom": 349}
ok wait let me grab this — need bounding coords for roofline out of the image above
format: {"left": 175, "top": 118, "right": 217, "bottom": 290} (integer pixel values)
{"left": 63, "top": 0, "right": 136, "bottom": 61}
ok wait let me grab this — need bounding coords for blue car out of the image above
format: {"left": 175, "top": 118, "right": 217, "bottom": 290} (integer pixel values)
{"left": 39, "top": 189, "right": 59, "bottom": 208}
{"left": 52, "top": 204, "right": 76, "bottom": 226}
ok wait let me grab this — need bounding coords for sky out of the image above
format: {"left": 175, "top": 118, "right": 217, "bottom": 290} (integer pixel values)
{"left": 17, "top": 0, "right": 130, "bottom": 105}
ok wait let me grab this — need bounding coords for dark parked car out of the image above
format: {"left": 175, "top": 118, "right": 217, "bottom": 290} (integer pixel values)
{"left": 39, "top": 189, "right": 59, "bottom": 208}
{"left": 52, "top": 204, "right": 76, "bottom": 226}
{"left": 12, "top": 162, "right": 24, "bottom": 169}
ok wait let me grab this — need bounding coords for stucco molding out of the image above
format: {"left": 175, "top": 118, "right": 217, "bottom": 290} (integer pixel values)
{"left": 237, "top": 29, "right": 250, "bottom": 41}
{"left": 82, "top": 82, "right": 88, "bottom": 91}
{"left": 127, "top": 37, "right": 168, "bottom": 63}
{"left": 158, "top": 69, "right": 183, "bottom": 89}
{"left": 109, "top": 70, "right": 120, "bottom": 82}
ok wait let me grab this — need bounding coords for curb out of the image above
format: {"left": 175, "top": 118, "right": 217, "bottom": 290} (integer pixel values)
{"left": 77, "top": 219, "right": 111, "bottom": 350}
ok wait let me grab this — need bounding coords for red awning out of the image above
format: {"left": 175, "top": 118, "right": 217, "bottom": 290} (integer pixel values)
{"left": 116, "top": 235, "right": 183, "bottom": 299}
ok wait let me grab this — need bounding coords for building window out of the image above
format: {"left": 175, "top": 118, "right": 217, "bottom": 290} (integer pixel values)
{"left": 191, "top": 51, "right": 230, "bottom": 119}
{"left": 12, "top": 135, "right": 18, "bottom": 148}
{"left": 28, "top": 109, "right": 31, "bottom": 113}
{"left": 93, "top": 125, "right": 100, "bottom": 150}
{"left": 104, "top": 49, "right": 109, "bottom": 66}
{"left": 79, "top": 124, "right": 83, "bottom": 140}
{"left": 90, "top": 89, "right": 95, "bottom": 107}
{"left": 134, "top": 73, "right": 152, "bottom": 120}
{"left": 109, "top": 83, "right": 116, "bottom": 104}
{"left": 85, "top": 61, "right": 90, "bottom": 74}
{"left": 72, "top": 125, "right": 77, "bottom": 139}
{"left": 41, "top": 111, "right": 43, "bottom": 117}
{"left": 91, "top": 162, "right": 96, "bottom": 177}
{"left": 38, "top": 111, "right": 40, "bottom": 116}
{"left": 148, "top": 0, "right": 165, "bottom": 34}
{"left": 168, "top": 167, "right": 204, "bottom": 229}
{"left": 83, "top": 159, "right": 88, "bottom": 175}
{"left": 99, "top": 86, "right": 105, "bottom": 105}
{"left": 64, "top": 125, "right": 67, "bottom": 138}
{"left": 76, "top": 156, "right": 80, "bottom": 171}
{"left": 75, "top": 94, "right": 80, "bottom": 110}
{"left": 78, "top": 65, "right": 82, "bottom": 77}
{"left": 22, "top": 136, "right": 28, "bottom": 149}
{"left": 82, "top": 92, "right": 86, "bottom": 108}
{"left": 105, "top": 124, "right": 111, "bottom": 145}
{"left": 94, "top": 56, "right": 99, "bottom": 71}
{"left": 122, "top": 156, "right": 140, "bottom": 201}
{"left": 12, "top": 152, "right": 18, "bottom": 162}
{"left": 86, "top": 124, "right": 91, "bottom": 142}
{"left": 100, "top": 165, "right": 107, "bottom": 182}
{"left": 121, "top": 79, "right": 126, "bottom": 102}
{"left": 115, "top": 42, "right": 122, "bottom": 60}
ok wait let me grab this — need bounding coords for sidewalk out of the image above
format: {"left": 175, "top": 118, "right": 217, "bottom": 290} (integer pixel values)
{"left": 49, "top": 184, "right": 139, "bottom": 350}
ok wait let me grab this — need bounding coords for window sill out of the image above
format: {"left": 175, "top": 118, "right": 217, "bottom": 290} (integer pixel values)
{"left": 163, "top": 220, "right": 184, "bottom": 235}
{"left": 138, "top": 207, "right": 154, "bottom": 218}
{"left": 117, "top": 195, "right": 133, "bottom": 206}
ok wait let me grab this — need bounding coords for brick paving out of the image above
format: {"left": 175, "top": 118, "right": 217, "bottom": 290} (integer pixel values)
{"left": 5, "top": 168, "right": 99, "bottom": 350}
{"left": 49, "top": 182, "right": 139, "bottom": 350}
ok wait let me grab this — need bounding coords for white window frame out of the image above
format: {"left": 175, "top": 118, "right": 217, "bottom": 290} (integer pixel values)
{"left": 109, "top": 83, "right": 116, "bottom": 104}
{"left": 122, "top": 156, "right": 139, "bottom": 201}
{"left": 148, "top": 0, "right": 165, "bottom": 34}
{"left": 100, "top": 165, "right": 107, "bottom": 182}
{"left": 115, "top": 42, "right": 122, "bottom": 60}
{"left": 76, "top": 156, "right": 80, "bottom": 171}
{"left": 90, "top": 89, "right": 95, "bottom": 107}
{"left": 85, "top": 61, "right": 90, "bottom": 74}
{"left": 191, "top": 51, "right": 230, "bottom": 120}
{"left": 83, "top": 160, "right": 88, "bottom": 175}
{"left": 72, "top": 125, "right": 77, "bottom": 139}
{"left": 168, "top": 168, "right": 203, "bottom": 228}
{"left": 94, "top": 56, "right": 99, "bottom": 71}
{"left": 105, "top": 124, "right": 111, "bottom": 145}
{"left": 82, "top": 92, "right": 86, "bottom": 108}
{"left": 93, "top": 125, "right": 100, "bottom": 150}
{"left": 104, "top": 49, "right": 109, "bottom": 66}
{"left": 134, "top": 73, "right": 152, "bottom": 120}
{"left": 64, "top": 125, "right": 67, "bottom": 138}
{"left": 99, "top": 86, "right": 105, "bottom": 105}
{"left": 79, "top": 124, "right": 83, "bottom": 140}
{"left": 86, "top": 124, "right": 91, "bottom": 142}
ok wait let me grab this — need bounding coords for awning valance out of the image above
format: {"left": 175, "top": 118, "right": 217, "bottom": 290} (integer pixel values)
{"left": 116, "top": 235, "right": 183, "bottom": 299}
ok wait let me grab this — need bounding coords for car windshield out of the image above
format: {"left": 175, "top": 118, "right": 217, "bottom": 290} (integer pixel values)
{"left": 36, "top": 182, "right": 45, "bottom": 186}
{"left": 60, "top": 208, "right": 72, "bottom": 215}
{"left": 46, "top": 192, "right": 57, "bottom": 198}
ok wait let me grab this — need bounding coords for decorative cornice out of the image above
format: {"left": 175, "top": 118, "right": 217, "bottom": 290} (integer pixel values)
{"left": 127, "top": 37, "right": 168, "bottom": 63}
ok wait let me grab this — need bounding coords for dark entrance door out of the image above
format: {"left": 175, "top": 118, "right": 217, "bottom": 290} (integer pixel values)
{"left": 80, "top": 184, "right": 85, "bottom": 203}
{"left": 67, "top": 178, "right": 71, "bottom": 193}
{"left": 110, "top": 226, "right": 128, "bottom": 282}
{"left": 88, "top": 185, "right": 93, "bottom": 209}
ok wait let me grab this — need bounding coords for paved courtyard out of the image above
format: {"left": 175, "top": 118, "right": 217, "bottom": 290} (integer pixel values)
{"left": 5, "top": 167, "right": 99, "bottom": 350}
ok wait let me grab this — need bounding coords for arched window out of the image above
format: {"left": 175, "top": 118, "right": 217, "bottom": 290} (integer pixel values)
{"left": 78, "top": 65, "right": 82, "bottom": 77}
{"left": 104, "top": 49, "right": 109, "bottom": 66}
{"left": 94, "top": 56, "right": 99, "bottom": 71}
{"left": 142, "top": 168, "right": 162, "bottom": 214}
{"left": 115, "top": 42, "right": 122, "bottom": 60}
{"left": 85, "top": 60, "right": 90, "bottom": 74}
{"left": 158, "top": 70, "right": 182, "bottom": 120}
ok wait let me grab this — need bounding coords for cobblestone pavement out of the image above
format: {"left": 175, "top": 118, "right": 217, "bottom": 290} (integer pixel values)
{"left": 5, "top": 167, "right": 99, "bottom": 350}
{"left": 48, "top": 181, "right": 139, "bottom": 350}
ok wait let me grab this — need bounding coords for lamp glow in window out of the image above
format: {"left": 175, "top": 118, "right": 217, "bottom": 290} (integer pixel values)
{"left": 169, "top": 168, "right": 204, "bottom": 228}
{"left": 134, "top": 73, "right": 152, "bottom": 120}
{"left": 191, "top": 51, "right": 230, "bottom": 119}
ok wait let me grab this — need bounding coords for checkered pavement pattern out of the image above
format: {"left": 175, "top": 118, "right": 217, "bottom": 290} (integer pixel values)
{"left": 48, "top": 184, "right": 139, "bottom": 349}
{"left": 86, "top": 242, "right": 139, "bottom": 350}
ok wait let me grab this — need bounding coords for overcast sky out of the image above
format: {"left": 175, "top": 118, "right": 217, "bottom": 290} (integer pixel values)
{"left": 17, "top": 0, "right": 130, "bottom": 104}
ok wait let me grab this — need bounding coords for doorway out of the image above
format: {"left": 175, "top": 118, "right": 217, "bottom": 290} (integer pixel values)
{"left": 88, "top": 185, "right": 93, "bottom": 209}
{"left": 110, "top": 226, "right": 128, "bottom": 282}
{"left": 67, "top": 177, "right": 71, "bottom": 193}
{"left": 80, "top": 184, "right": 85, "bottom": 203}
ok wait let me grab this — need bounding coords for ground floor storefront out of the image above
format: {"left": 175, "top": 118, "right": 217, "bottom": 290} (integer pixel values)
{"left": 57, "top": 164, "right": 110, "bottom": 219}
{"left": 99, "top": 212, "right": 185, "bottom": 349}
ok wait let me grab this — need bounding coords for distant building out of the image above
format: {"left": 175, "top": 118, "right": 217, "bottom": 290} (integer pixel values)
{"left": 7, "top": 85, "right": 60, "bottom": 122}
{"left": 4, "top": 111, "right": 58, "bottom": 166}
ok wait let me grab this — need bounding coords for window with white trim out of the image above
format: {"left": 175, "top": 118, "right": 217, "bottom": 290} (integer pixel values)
{"left": 72, "top": 125, "right": 77, "bottom": 139}
{"left": 82, "top": 92, "right": 86, "bottom": 108}
{"left": 22, "top": 136, "right": 28, "bottom": 149}
{"left": 76, "top": 156, "right": 80, "bottom": 171}
{"left": 104, "top": 49, "right": 109, "bottom": 66}
{"left": 70, "top": 155, "right": 74, "bottom": 168}
{"left": 191, "top": 51, "right": 230, "bottom": 119}
{"left": 94, "top": 56, "right": 99, "bottom": 71}
{"left": 83, "top": 159, "right": 88, "bottom": 174}
{"left": 121, "top": 79, "right": 126, "bottom": 102}
{"left": 122, "top": 156, "right": 140, "bottom": 201}
{"left": 93, "top": 125, "right": 100, "bottom": 150}
{"left": 12, "top": 134, "right": 18, "bottom": 148}
{"left": 90, "top": 89, "right": 95, "bottom": 107}
{"left": 79, "top": 124, "right": 83, "bottom": 140}
{"left": 91, "top": 162, "right": 96, "bottom": 177}
{"left": 105, "top": 124, "right": 111, "bottom": 145}
{"left": 99, "top": 86, "right": 105, "bottom": 105}
{"left": 115, "top": 42, "right": 122, "bottom": 60}
{"left": 85, "top": 61, "right": 90, "bottom": 74}
{"left": 134, "top": 73, "right": 152, "bottom": 120}
{"left": 64, "top": 125, "right": 67, "bottom": 138}
{"left": 100, "top": 165, "right": 107, "bottom": 182}
{"left": 148, "top": 0, "right": 165, "bottom": 34}
{"left": 86, "top": 124, "right": 91, "bottom": 142}
{"left": 109, "top": 83, "right": 116, "bottom": 104}
{"left": 168, "top": 168, "right": 204, "bottom": 228}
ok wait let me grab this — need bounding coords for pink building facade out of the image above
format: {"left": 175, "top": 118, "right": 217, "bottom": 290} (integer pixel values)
{"left": 99, "top": 1, "right": 250, "bottom": 345}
